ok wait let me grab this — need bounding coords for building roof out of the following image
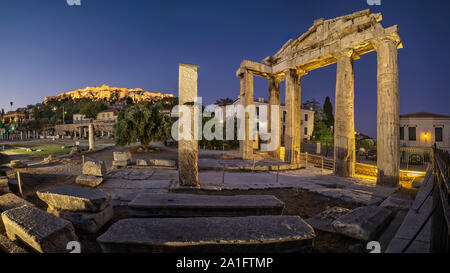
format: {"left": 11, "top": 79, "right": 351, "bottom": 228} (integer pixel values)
{"left": 400, "top": 111, "right": 450, "bottom": 119}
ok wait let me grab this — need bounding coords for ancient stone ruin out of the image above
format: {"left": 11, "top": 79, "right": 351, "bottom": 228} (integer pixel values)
{"left": 236, "top": 9, "right": 402, "bottom": 187}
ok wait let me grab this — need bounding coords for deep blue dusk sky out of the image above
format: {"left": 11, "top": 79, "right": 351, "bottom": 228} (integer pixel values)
{"left": 1, "top": 0, "right": 449, "bottom": 138}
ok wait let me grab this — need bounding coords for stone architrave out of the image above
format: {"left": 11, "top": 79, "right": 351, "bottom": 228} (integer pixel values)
{"left": 334, "top": 49, "right": 357, "bottom": 178}
{"left": 375, "top": 37, "right": 400, "bottom": 187}
{"left": 178, "top": 64, "right": 199, "bottom": 187}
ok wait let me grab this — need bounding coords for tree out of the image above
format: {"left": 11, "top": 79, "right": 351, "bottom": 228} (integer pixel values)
{"left": 215, "top": 98, "right": 234, "bottom": 106}
{"left": 302, "top": 99, "right": 321, "bottom": 112}
{"left": 114, "top": 102, "right": 172, "bottom": 149}
{"left": 79, "top": 100, "right": 107, "bottom": 120}
{"left": 313, "top": 110, "right": 334, "bottom": 157}
{"left": 323, "top": 96, "right": 334, "bottom": 128}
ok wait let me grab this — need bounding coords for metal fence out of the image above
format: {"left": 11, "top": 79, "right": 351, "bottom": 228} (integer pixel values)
{"left": 431, "top": 147, "right": 450, "bottom": 252}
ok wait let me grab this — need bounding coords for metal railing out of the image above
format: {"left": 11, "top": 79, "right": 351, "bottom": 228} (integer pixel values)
{"left": 431, "top": 147, "right": 450, "bottom": 252}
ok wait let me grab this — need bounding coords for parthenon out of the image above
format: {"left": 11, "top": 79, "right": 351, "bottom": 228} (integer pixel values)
{"left": 236, "top": 9, "right": 403, "bottom": 187}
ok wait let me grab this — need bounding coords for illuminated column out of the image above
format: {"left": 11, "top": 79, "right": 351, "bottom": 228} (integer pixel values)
{"left": 238, "top": 69, "right": 254, "bottom": 160}
{"left": 178, "top": 64, "right": 199, "bottom": 187}
{"left": 375, "top": 37, "right": 400, "bottom": 187}
{"left": 268, "top": 74, "right": 282, "bottom": 159}
{"left": 334, "top": 49, "right": 356, "bottom": 178}
{"left": 89, "top": 122, "right": 95, "bottom": 151}
{"left": 284, "top": 68, "right": 304, "bottom": 164}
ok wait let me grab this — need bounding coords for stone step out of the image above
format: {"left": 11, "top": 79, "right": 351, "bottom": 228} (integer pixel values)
{"left": 97, "top": 216, "right": 315, "bottom": 253}
{"left": 128, "top": 193, "right": 284, "bottom": 217}
{"left": 1, "top": 205, "right": 78, "bottom": 253}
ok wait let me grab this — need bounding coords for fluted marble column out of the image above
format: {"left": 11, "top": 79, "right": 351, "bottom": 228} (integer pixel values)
{"left": 239, "top": 70, "right": 254, "bottom": 160}
{"left": 268, "top": 74, "right": 282, "bottom": 159}
{"left": 375, "top": 37, "right": 400, "bottom": 187}
{"left": 285, "top": 69, "right": 304, "bottom": 164}
{"left": 334, "top": 49, "right": 356, "bottom": 178}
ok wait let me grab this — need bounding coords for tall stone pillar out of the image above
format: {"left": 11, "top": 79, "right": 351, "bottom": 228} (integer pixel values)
{"left": 238, "top": 70, "right": 254, "bottom": 160}
{"left": 375, "top": 37, "right": 400, "bottom": 187}
{"left": 78, "top": 127, "right": 83, "bottom": 139}
{"left": 284, "top": 68, "right": 303, "bottom": 164}
{"left": 334, "top": 49, "right": 356, "bottom": 177}
{"left": 89, "top": 122, "right": 95, "bottom": 151}
{"left": 178, "top": 64, "right": 199, "bottom": 187}
{"left": 268, "top": 74, "right": 282, "bottom": 159}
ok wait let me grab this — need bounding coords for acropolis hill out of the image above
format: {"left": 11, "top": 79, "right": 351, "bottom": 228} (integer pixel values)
{"left": 43, "top": 84, "right": 174, "bottom": 104}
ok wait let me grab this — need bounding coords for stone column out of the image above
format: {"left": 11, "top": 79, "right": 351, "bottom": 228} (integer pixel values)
{"left": 89, "top": 122, "right": 95, "bottom": 151}
{"left": 178, "top": 64, "right": 199, "bottom": 187}
{"left": 334, "top": 49, "right": 356, "bottom": 177}
{"left": 284, "top": 68, "right": 304, "bottom": 164}
{"left": 78, "top": 127, "right": 83, "bottom": 139}
{"left": 375, "top": 37, "right": 400, "bottom": 187}
{"left": 238, "top": 69, "right": 254, "bottom": 160}
{"left": 268, "top": 74, "right": 282, "bottom": 159}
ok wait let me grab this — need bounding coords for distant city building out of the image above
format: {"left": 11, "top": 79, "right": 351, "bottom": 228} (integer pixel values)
{"left": 400, "top": 111, "right": 450, "bottom": 150}
{"left": 219, "top": 97, "right": 315, "bottom": 142}
{"left": 73, "top": 109, "right": 117, "bottom": 124}
{"left": 1, "top": 112, "right": 26, "bottom": 124}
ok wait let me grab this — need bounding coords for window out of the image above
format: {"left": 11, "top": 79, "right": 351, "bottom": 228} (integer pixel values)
{"left": 408, "top": 127, "right": 416, "bottom": 141}
{"left": 400, "top": 127, "right": 404, "bottom": 140}
{"left": 304, "top": 127, "right": 308, "bottom": 135}
{"left": 435, "top": 127, "right": 443, "bottom": 142}
{"left": 305, "top": 114, "right": 308, "bottom": 122}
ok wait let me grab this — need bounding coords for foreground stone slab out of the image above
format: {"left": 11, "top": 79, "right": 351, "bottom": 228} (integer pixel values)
{"left": 128, "top": 194, "right": 284, "bottom": 217}
{"left": 113, "top": 151, "right": 132, "bottom": 162}
{"left": 112, "top": 160, "right": 128, "bottom": 169}
{"left": 0, "top": 233, "right": 28, "bottom": 253}
{"left": 9, "top": 160, "right": 27, "bottom": 168}
{"left": 332, "top": 206, "right": 393, "bottom": 241}
{"left": 76, "top": 175, "right": 104, "bottom": 188}
{"left": 148, "top": 159, "right": 176, "bottom": 168}
{"left": 305, "top": 207, "right": 351, "bottom": 233}
{"left": 136, "top": 159, "right": 148, "bottom": 166}
{"left": 380, "top": 193, "right": 412, "bottom": 212}
{"left": 0, "top": 193, "right": 34, "bottom": 232}
{"left": 82, "top": 160, "right": 106, "bottom": 177}
{"left": 48, "top": 204, "right": 114, "bottom": 233}
{"left": 97, "top": 216, "right": 315, "bottom": 253}
{"left": 37, "top": 185, "right": 110, "bottom": 212}
{"left": 2, "top": 205, "right": 78, "bottom": 253}
{"left": 0, "top": 176, "right": 10, "bottom": 194}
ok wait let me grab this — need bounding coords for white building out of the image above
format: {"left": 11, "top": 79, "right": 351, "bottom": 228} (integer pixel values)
{"left": 221, "top": 97, "right": 315, "bottom": 143}
{"left": 400, "top": 111, "right": 450, "bottom": 150}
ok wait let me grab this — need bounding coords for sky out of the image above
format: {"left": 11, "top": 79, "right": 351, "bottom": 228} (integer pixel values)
{"left": 0, "top": 0, "right": 449, "bottom": 138}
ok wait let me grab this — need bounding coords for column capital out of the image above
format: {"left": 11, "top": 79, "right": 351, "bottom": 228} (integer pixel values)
{"left": 371, "top": 35, "right": 402, "bottom": 51}
{"left": 266, "top": 73, "right": 286, "bottom": 82}
{"left": 334, "top": 48, "right": 360, "bottom": 60}
{"left": 285, "top": 67, "right": 307, "bottom": 77}
{"left": 236, "top": 68, "right": 252, "bottom": 77}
